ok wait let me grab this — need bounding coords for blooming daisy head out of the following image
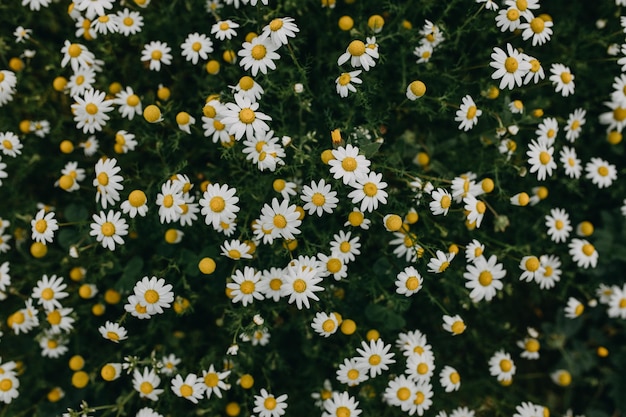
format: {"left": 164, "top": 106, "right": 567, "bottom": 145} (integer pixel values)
{"left": 337, "top": 39, "right": 378, "bottom": 71}
{"left": 99, "top": 321, "right": 128, "bottom": 343}
{"left": 568, "top": 238, "right": 598, "bottom": 269}
{"left": 455, "top": 95, "right": 482, "bottom": 131}
{"left": 463, "top": 254, "right": 506, "bottom": 302}
{"left": 549, "top": 63, "right": 575, "bottom": 97}
{"left": 488, "top": 350, "right": 516, "bottom": 382}
{"left": 585, "top": 157, "right": 617, "bottom": 188}
{"left": 141, "top": 41, "right": 172, "bottom": 71}
{"left": 490, "top": 43, "right": 531, "bottom": 90}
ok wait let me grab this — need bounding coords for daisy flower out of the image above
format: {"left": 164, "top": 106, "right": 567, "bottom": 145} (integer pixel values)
{"left": 39, "top": 331, "right": 68, "bottom": 358}
{"left": 322, "top": 391, "right": 362, "bottom": 417}
{"left": 390, "top": 231, "right": 421, "bottom": 263}
{"left": 125, "top": 295, "right": 151, "bottom": 319}
{"left": 135, "top": 409, "right": 161, "bottom": 417}
{"left": 395, "top": 266, "right": 423, "bottom": 297}
{"left": 488, "top": 350, "right": 516, "bottom": 382}
{"left": 67, "top": 66, "right": 96, "bottom": 96}
{"left": 545, "top": 208, "right": 572, "bottom": 243}
{"left": 121, "top": 190, "right": 148, "bottom": 218}
{"left": 73, "top": 0, "right": 114, "bottom": 20}
{"left": 559, "top": 146, "right": 582, "bottom": 179}
{"left": 564, "top": 108, "right": 586, "bottom": 142}
{"left": 607, "top": 284, "right": 626, "bottom": 319}
{"left": 518, "top": 255, "right": 544, "bottom": 282}
{"left": 311, "top": 312, "right": 340, "bottom": 337}
{"left": 442, "top": 314, "right": 466, "bottom": 335}
{"left": 413, "top": 44, "right": 433, "bottom": 64}
{"left": 31, "top": 209, "right": 58, "bottom": 244}
{"left": 238, "top": 36, "right": 280, "bottom": 76}
{"left": 260, "top": 268, "right": 285, "bottom": 301}
{"left": 99, "top": 321, "right": 128, "bottom": 343}
{"left": 329, "top": 144, "right": 371, "bottom": 185}
{"left": 335, "top": 70, "right": 362, "bottom": 98}
{"left": 260, "top": 198, "right": 302, "bottom": 241}
{"left": 348, "top": 171, "right": 388, "bottom": 213}
{"left": 91, "top": 14, "right": 118, "bottom": 35}
{"left": 72, "top": 89, "right": 114, "bottom": 134}
{"left": 330, "top": 230, "right": 361, "bottom": 263}
{"left": 199, "top": 183, "right": 240, "bottom": 229}
{"left": 585, "top": 157, "right": 617, "bottom": 188}
{"left": 464, "top": 255, "right": 506, "bottom": 302}
{"left": 317, "top": 253, "right": 347, "bottom": 281}
{"left": 517, "top": 337, "right": 541, "bottom": 359}
{"left": 465, "top": 239, "right": 485, "bottom": 263}
{"left": 535, "top": 117, "right": 558, "bottom": 144}
{"left": 383, "top": 374, "right": 416, "bottom": 411}
{"left": 0, "top": 371, "right": 19, "bottom": 404}
{"left": 0, "top": 70, "right": 16, "bottom": 107}
{"left": 181, "top": 32, "right": 213, "bottom": 65}
{"left": 90, "top": 210, "right": 128, "bottom": 251}
{"left": 427, "top": 250, "right": 454, "bottom": 274}
{"left": 60, "top": 41, "right": 95, "bottom": 71}
{"left": 429, "top": 188, "right": 452, "bottom": 216}
{"left": 495, "top": 7, "right": 522, "bottom": 32}
{"left": 80, "top": 136, "right": 99, "bottom": 156}
{"left": 32, "top": 274, "right": 68, "bottom": 310}
{"left": 161, "top": 354, "right": 181, "bottom": 376}
{"left": 156, "top": 180, "right": 185, "bottom": 224}
{"left": 568, "top": 238, "right": 598, "bottom": 269}
{"left": 46, "top": 307, "right": 75, "bottom": 334}
{"left": 526, "top": 139, "right": 556, "bottom": 181}
{"left": 253, "top": 389, "right": 288, "bottom": 417}
{"left": 520, "top": 16, "right": 553, "bottom": 46}
{"left": 455, "top": 95, "right": 482, "bottom": 131}
{"left": 115, "top": 130, "right": 138, "bottom": 154}
{"left": 272, "top": 179, "right": 298, "bottom": 201}
{"left": 490, "top": 43, "right": 531, "bottom": 90}
{"left": 405, "top": 381, "right": 434, "bottom": 416}
{"left": 227, "top": 267, "right": 264, "bottom": 306}
{"left": 397, "top": 330, "right": 432, "bottom": 358}
{"left": 549, "top": 64, "right": 575, "bottom": 97}
{"left": 116, "top": 8, "right": 144, "bottom": 36}
{"left": 221, "top": 93, "right": 271, "bottom": 141}
{"left": 0, "top": 132, "right": 22, "bottom": 158}
{"left": 93, "top": 157, "right": 124, "bottom": 209}
{"left": 599, "top": 99, "right": 626, "bottom": 132}
{"left": 212, "top": 20, "right": 239, "bottom": 41}
{"left": 463, "top": 194, "right": 487, "bottom": 228}
{"left": 551, "top": 369, "right": 572, "bottom": 386}
{"left": 262, "top": 17, "right": 299, "bottom": 47}
{"left": 337, "top": 39, "right": 378, "bottom": 71}
{"left": 133, "top": 276, "right": 174, "bottom": 315}
{"left": 14, "top": 26, "right": 32, "bottom": 42}
{"left": 231, "top": 76, "right": 264, "bottom": 102}
{"left": 523, "top": 55, "right": 545, "bottom": 84}
{"left": 221, "top": 239, "right": 252, "bottom": 261}
{"left": 564, "top": 297, "right": 584, "bottom": 318}
{"left": 113, "top": 86, "right": 142, "bottom": 120}
{"left": 355, "top": 338, "right": 395, "bottom": 378}
{"left": 439, "top": 365, "right": 461, "bottom": 392}
{"left": 0, "top": 261, "right": 10, "bottom": 293}
{"left": 281, "top": 265, "right": 323, "bottom": 309}
{"left": 171, "top": 373, "right": 206, "bottom": 404}
{"left": 133, "top": 367, "right": 163, "bottom": 401}
{"left": 301, "top": 179, "right": 339, "bottom": 216}
{"left": 141, "top": 41, "right": 172, "bottom": 71}
{"left": 419, "top": 19, "right": 445, "bottom": 48}
{"left": 406, "top": 352, "right": 435, "bottom": 383}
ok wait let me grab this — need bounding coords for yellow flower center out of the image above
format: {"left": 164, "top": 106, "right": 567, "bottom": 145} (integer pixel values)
{"left": 98, "top": 15, "right": 109, "bottom": 23}
{"left": 338, "top": 73, "right": 352, "bottom": 86}
{"left": 327, "top": 258, "right": 342, "bottom": 273}
{"left": 47, "top": 339, "right": 58, "bottom": 349}
{"left": 251, "top": 44, "right": 267, "bottom": 60}
{"left": 414, "top": 392, "right": 425, "bottom": 405}
{"left": 506, "top": 9, "right": 520, "bottom": 21}
{"left": 476, "top": 201, "right": 486, "bottom": 214}
{"left": 293, "top": 278, "right": 307, "bottom": 293}
{"left": 240, "top": 281, "right": 255, "bottom": 294}
{"left": 451, "top": 321, "right": 465, "bottom": 334}
{"left": 163, "top": 195, "right": 174, "bottom": 208}
{"left": 192, "top": 42, "right": 202, "bottom": 52}
{"left": 273, "top": 214, "right": 287, "bottom": 229}
{"left": 530, "top": 17, "right": 544, "bottom": 33}
{"left": 269, "top": 19, "right": 283, "bottom": 31}
{"left": 68, "top": 44, "right": 82, "bottom": 58}
{"left": 135, "top": 303, "right": 147, "bottom": 314}
{"left": 322, "top": 318, "right": 336, "bottom": 332}
{"left": 41, "top": 287, "right": 54, "bottom": 300}
{"left": 613, "top": 107, "right": 626, "bottom": 121}
{"left": 598, "top": 166, "right": 609, "bottom": 177}
{"left": 101, "top": 222, "right": 115, "bottom": 237}
{"left": 239, "top": 108, "right": 256, "bottom": 124}
{"left": 438, "top": 261, "right": 450, "bottom": 273}
{"left": 544, "top": 266, "right": 553, "bottom": 277}
{"left": 151, "top": 50, "right": 162, "bottom": 60}
{"left": 478, "top": 271, "right": 493, "bottom": 286}
{"left": 466, "top": 105, "right": 477, "bottom": 119}
{"left": 547, "top": 129, "right": 555, "bottom": 138}
{"left": 582, "top": 243, "right": 595, "bottom": 256}
{"left": 363, "top": 182, "right": 378, "bottom": 197}
{"left": 369, "top": 354, "right": 381, "bottom": 365}
{"left": 504, "top": 56, "right": 519, "bottom": 73}
{"left": 0, "top": 379, "right": 12, "bottom": 391}
{"left": 204, "top": 373, "right": 219, "bottom": 387}
{"left": 337, "top": 406, "right": 351, "bottom": 417}
{"left": 180, "top": 384, "right": 193, "bottom": 397}
{"left": 560, "top": 72, "right": 572, "bottom": 84}
{"left": 500, "top": 359, "right": 512, "bottom": 372}
{"left": 450, "top": 372, "right": 461, "bottom": 384}
{"left": 516, "top": 0, "right": 527, "bottom": 10}
{"left": 417, "top": 363, "right": 429, "bottom": 374}
{"left": 539, "top": 151, "right": 551, "bottom": 165}
{"left": 347, "top": 40, "right": 366, "bottom": 56}
{"left": 220, "top": 22, "right": 230, "bottom": 30}
{"left": 571, "top": 120, "right": 580, "bottom": 130}
{"left": 340, "top": 241, "right": 351, "bottom": 252}
{"left": 525, "top": 256, "right": 540, "bottom": 272}
{"left": 396, "top": 387, "right": 411, "bottom": 401}
{"left": 311, "top": 193, "right": 326, "bottom": 207}
{"left": 144, "top": 289, "right": 159, "bottom": 304}
{"left": 129, "top": 190, "right": 147, "bottom": 207}
{"left": 575, "top": 303, "right": 584, "bottom": 316}
{"left": 525, "top": 339, "right": 540, "bottom": 352}
{"left": 269, "top": 278, "right": 282, "bottom": 291}
{"left": 35, "top": 219, "right": 48, "bottom": 233}
{"left": 406, "top": 276, "right": 420, "bottom": 291}
{"left": 47, "top": 310, "right": 62, "bottom": 325}
{"left": 101, "top": 364, "right": 117, "bottom": 381}
{"left": 127, "top": 94, "right": 140, "bottom": 106}
{"left": 341, "top": 157, "right": 357, "bottom": 171}
{"left": 106, "top": 331, "right": 120, "bottom": 341}
{"left": 75, "top": 75, "right": 85, "bottom": 85}
{"left": 214, "top": 120, "right": 225, "bottom": 130}
{"left": 85, "top": 103, "right": 98, "bottom": 115}
{"left": 123, "top": 17, "right": 134, "bottom": 26}
{"left": 558, "top": 371, "right": 572, "bottom": 386}
{"left": 529, "top": 59, "right": 540, "bottom": 72}
{"left": 347, "top": 369, "right": 359, "bottom": 380}
{"left": 228, "top": 249, "right": 241, "bottom": 259}
{"left": 239, "top": 76, "right": 254, "bottom": 91}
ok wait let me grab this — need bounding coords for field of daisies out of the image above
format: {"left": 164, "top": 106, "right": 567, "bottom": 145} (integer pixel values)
{"left": 2, "top": 0, "right": 626, "bottom": 416}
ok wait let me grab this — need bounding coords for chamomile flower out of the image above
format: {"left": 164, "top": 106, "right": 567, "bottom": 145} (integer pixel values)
{"left": 543, "top": 209, "right": 572, "bottom": 245}
{"left": 383, "top": 374, "right": 416, "bottom": 411}
{"left": 156, "top": 180, "right": 185, "bottom": 224}
{"left": 526, "top": 139, "right": 556, "bottom": 181}
{"left": 171, "top": 373, "right": 206, "bottom": 404}
{"left": 0, "top": 132, "right": 22, "bottom": 158}
{"left": 99, "top": 321, "right": 128, "bottom": 343}
{"left": 261, "top": 267, "right": 285, "bottom": 301}
{"left": 337, "top": 39, "right": 378, "bottom": 71}
{"left": 427, "top": 250, "right": 454, "bottom": 274}
{"left": 335, "top": 70, "right": 362, "bottom": 98}
{"left": 199, "top": 183, "right": 240, "bottom": 229}
{"left": 32, "top": 274, "right": 68, "bottom": 310}
{"left": 67, "top": 66, "right": 96, "bottom": 96}
{"left": 39, "top": 331, "right": 68, "bottom": 358}
{"left": 317, "top": 253, "right": 347, "bottom": 281}
{"left": 490, "top": 43, "right": 531, "bottom": 90}
{"left": 488, "top": 350, "right": 516, "bottom": 382}
{"left": 72, "top": 89, "right": 114, "bottom": 134}
{"left": 181, "top": 33, "right": 213, "bottom": 65}
{"left": 91, "top": 14, "right": 118, "bottom": 35}
{"left": 336, "top": 358, "right": 369, "bottom": 386}
{"left": 281, "top": 266, "right": 323, "bottom": 309}
{"left": 495, "top": 7, "right": 523, "bottom": 32}
{"left": 518, "top": 256, "right": 544, "bottom": 282}
{"left": 116, "top": 8, "right": 143, "bottom": 36}
{"left": 585, "top": 157, "right": 617, "bottom": 188}
{"left": 0, "top": 262, "right": 10, "bottom": 293}
{"left": 60, "top": 41, "right": 96, "bottom": 71}
{"left": 201, "top": 365, "right": 230, "bottom": 399}
{"left": 0, "top": 371, "right": 19, "bottom": 404}
{"left": 429, "top": 188, "right": 452, "bottom": 216}
{"left": 221, "top": 239, "right": 252, "bottom": 261}
{"left": 455, "top": 95, "right": 482, "bottom": 131}
{"left": 395, "top": 266, "right": 423, "bottom": 297}
{"left": 406, "top": 381, "right": 433, "bottom": 416}
{"left": 160, "top": 354, "right": 181, "bottom": 376}
{"left": 568, "top": 238, "right": 598, "bottom": 269}
{"left": 406, "top": 352, "right": 435, "bottom": 382}
{"left": 141, "top": 41, "right": 172, "bottom": 71}
{"left": 212, "top": 20, "right": 239, "bottom": 41}
{"left": 419, "top": 19, "right": 445, "bottom": 48}
{"left": 73, "top": 0, "right": 114, "bottom": 20}
{"left": 517, "top": 337, "right": 541, "bottom": 359}
{"left": 348, "top": 171, "right": 388, "bottom": 213}
{"left": 272, "top": 179, "right": 298, "bottom": 201}
{"left": 13, "top": 26, "right": 32, "bottom": 43}
{"left": 238, "top": 36, "right": 280, "bottom": 76}
{"left": 551, "top": 369, "right": 572, "bottom": 386}
{"left": 439, "top": 366, "right": 461, "bottom": 392}
{"left": 113, "top": 86, "right": 142, "bottom": 120}
{"left": 414, "top": 44, "right": 433, "bottom": 64}
{"left": 253, "top": 389, "right": 288, "bottom": 417}
{"left": 464, "top": 255, "right": 506, "bottom": 302}
{"left": 599, "top": 99, "right": 626, "bottom": 132}
{"left": 133, "top": 367, "right": 163, "bottom": 401}
{"left": 262, "top": 17, "right": 299, "bottom": 47}
{"left": 355, "top": 338, "right": 395, "bottom": 378}
{"left": 463, "top": 194, "right": 487, "bottom": 228}
{"left": 231, "top": 76, "right": 264, "bottom": 102}
{"left": 121, "top": 190, "right": 148, "bottom": 218}
{"left": 535, "top": 117, "right": 558, "bottom": 144}
{"left": 45, "top": 307, "right": 75, "bottom": 334}
{"left": 329, "top": 144, "right": 371, "bottom": 185}
{"left": 311, "top": 312, "right": 340, "bottom": 337}
{"left": 221, "top": 93, "right": 272, "bottom": 141}
{"left": 31, "top": 209, "right": 58, "bottom": 244}
{"left": 465, "top": 239, "right": 485, "bottom": 263}
{"left": 80, "top": 136, "right": 99, "bottom": 156}
{"left": 564, "top": 108, "right": 586, "bottom": 142}
{"left": 564, "top": 297, "right": 585, "bottom": 318}
{"left": 301, "top": 179, "right": 339, "bottom": 216}
{"left": 397, "top": 330, "right": 432, "bottom": 358}
{"left": 133, "top": 276, "right": 174, "bottom": 315}
{"left": 227, "top": 267, "right": 264, "bottom": 306}
{"left": 0, "top": 71, "right": 17, "bottom": 107}
{"left": 260, "top": 198, "right": 302, "bottom": 241}
{"left": 330, "top": 230, "right": 361, "bottom": 263}
{"left": 520, "top": 16, "right": 553, "bottom": 46}
{"left": 323, "top": 391, "right": 361, "bottom": 417}
{"left": 90, "top": 210, "right": 128, "bottom": 251}
{"left": 559, "top": 146, "right": 582, "bottom": 179}
{"left": 93, "top": 157, "right": 122, "bottom": 209}
{"left": 549, "top": 64, "right": 575, "bottom": 97}
{"left": 523, "top": 55, "right": 545, "bottom": 84}
{"left": 125, "top": 295, "right": 151, "bottom": 319}
{"left": 136, "top": 408, "right": 162, "bottom": 417}
{"left": 607, "top": 284, "right": 626, "bottom": 319}
{"left": 442, "top": 314, "right": 466, "bottom": 335}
